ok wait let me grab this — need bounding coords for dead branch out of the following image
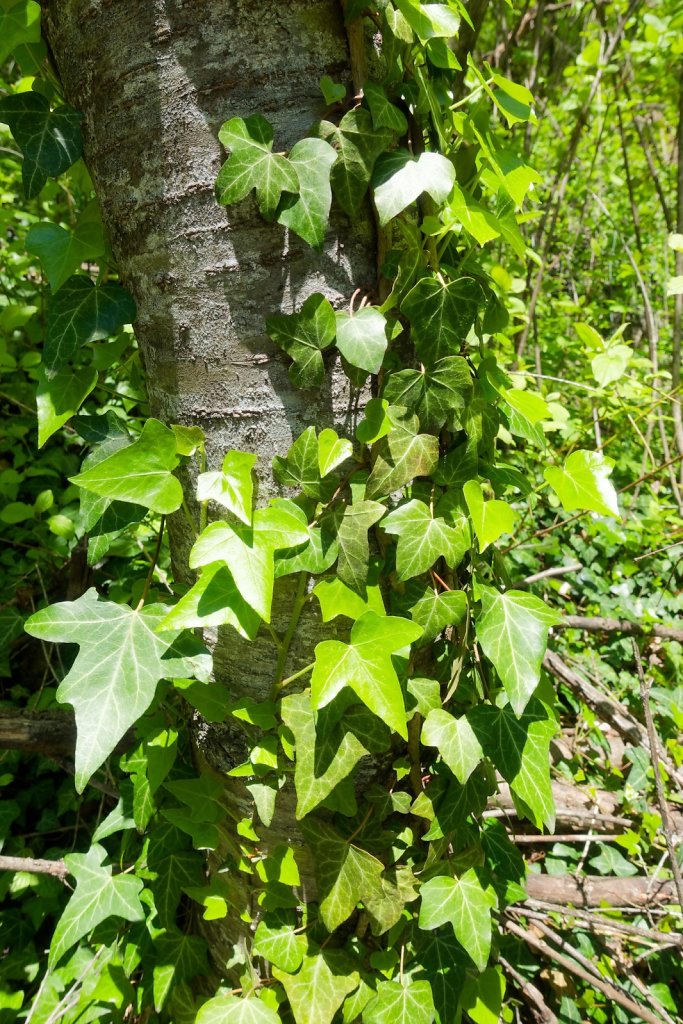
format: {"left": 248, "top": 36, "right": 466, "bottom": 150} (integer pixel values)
{"left": 499, "top": 954, "right": 558, "bottom": 1024}
{"left": 0, "top": 709, "right": 133, "bottom": 758}
{"left": 0, "top": 854, "right": 69, "bottom": 883}
{"left": 556, "top": 615, "right": 683, "bottom": 644}
{"left": 525, "top": 873, "right": 678, "bottom": 909}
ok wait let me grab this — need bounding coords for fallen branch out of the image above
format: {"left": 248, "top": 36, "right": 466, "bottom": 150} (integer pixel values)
{"left": 0, "top": 709, "right": 133, "bottom": 758}
{"left": 522, "top": 900, "right": 683, "bottom": 947}
{"left": 556, "top": 615, "right": 683, "bottom": 644}
{"left": 499, "top": 954, "right": 558, "bottom": 1024}
{"left": 504, "top": 917, "right": 669, "bottom": 1024}
{"left": 525, "top": 873, "right": 678, "bottom": 908}
{"left": 0, "top": 854, "right": 69, "bottom": 883}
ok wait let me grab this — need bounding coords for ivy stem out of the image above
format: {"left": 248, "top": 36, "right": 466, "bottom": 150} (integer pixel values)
{"left": 136, "top": 516, "right": 165, "bottom": 611}
{"left": 271, "top": 572, "right": 309, "bottom": 695}
{"left": 275, "top": 661, "right": 314, "bottom": 692}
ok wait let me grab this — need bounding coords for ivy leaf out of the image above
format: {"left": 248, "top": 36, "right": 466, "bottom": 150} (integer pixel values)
{"left": 383, "top": 357, "right": 472, "bottom": 432}
{"left": 468, "top": 700, "right": 557, "bottom": 830}
{"left": 364, "top": 865, "right": 419, "bottom": 935}
{"left": 301, "top": 820, "right": 384, "bottom": 930}
{"left": 190, "top": 521, "right": 274, "bottom": 622}
{"left": 0, "top": 92, "right": 82, "bottom": 198}
{"left": 277, "top": 137, "right": 336, "bottom": 248}
{"left": 25, "top": 590, "right": 209, "bottom": 790}
{"left": 363, "top": 81, "right": 408, "bottom": 135}
{"left": 281, "top": 692, "right": 381, "bottom": 818}
{"left": 317, "top": 428, "right": 353, "bottom": 476}
{"left": 464, "top": 480, "right": 517, "bottom": 552}
{"left": 36, "top": 365, "right": 98, "bottom": 448}
{"left": 335, "top": 307, "right": 388, "bottom": 373}
{"left": 273, "top": 426, "right": 323, "bottom": 498}
{"left": 402, "top": 277, "right": 481, "bottom": 363}
{"left": 394, "top": 0, "right": 461, "bottom": 40}
{"left": 44, "top": 276, "right": 136, "bottom": 372}
{"left": 314, "top": 577, "right": 385, "bottom": 622}
{"left": 253, "top": 922, "right": 306, "bottom": 974}
{"left": 216, "top": 115, "right": 299, "bottom": 219}
{"left": 266, "top": 294, "right": 336, "bottom": 389}
{"left": 318, "top": 109, "right": 392, "bottom": 216}
{"left": 364, "top": 980, "right": 435, "bottom": 1024}
{"left": 366, "top": 427, "right": 439, "bottom": 499}
{"left": 356, "top": 397, "right": 392, "bottom": 444}
{"left": 415, "top": 931, "right": 467, "bottom": 1024}
{"left": 196, "top": 994, "right": 281, "bottom": 1024}
{"left": 71, "top": 418, "right": 183, "bottom": 514}
{"left": 196, "top": 451, "right": 257, "bottom": 525}
{"left": 153, "top": 930, "right": 208, "bottom": 1012}
{"left": 157, "top": 564, "right": 260, "bottom": 641}
{"left": 311, "top": 611, "right": 422, "bottom": 738}
{"left": 544, "top": 449, "right": 619, "bottom": 518}
{"left": 49, "top": 844, "right": 144, "bottom": 968}
{"left": 26, "top": 203, "right": 104, "bottom": 292}
{"left": 0, "top": 1, "right": 41, "bottom": 64}
{"left": 373, "top": 150, "right": 455, "bottom": 225}
{"left": 382, "top": 499, "right": 468, "bottom": 580}
{"left": 336, "top": 500, "right": 386, "bottom": 594}
{"left": 475, "top": 586, "right": 560, "bottom": 713}
{"left": 408, "top": 587, "right": 467, "bottom": 644}
{"left": 418, "top": 869, "right": 496, "bottom": 971}
{"left": 273, "top": 948, "right": 360, "bottom": 1024}
{"left": 421, "top": 710, "right": 483, "bottom": 784}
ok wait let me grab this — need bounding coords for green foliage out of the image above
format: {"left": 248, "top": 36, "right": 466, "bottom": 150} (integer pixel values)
{"left": 2, "top": 2, "right": 683, "bottom": 1023}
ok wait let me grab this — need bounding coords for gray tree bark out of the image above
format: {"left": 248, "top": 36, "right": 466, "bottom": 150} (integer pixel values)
{"left": 43, "top": 0, "right": 376, "bottom": 965}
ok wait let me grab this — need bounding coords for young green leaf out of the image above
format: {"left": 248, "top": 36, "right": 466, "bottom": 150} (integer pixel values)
{"left": 313, "top": 577, "right": 385, "bottom": 622}
{"left": 421, "top": 709, "right": 484, "bottom": 783}
{"left": 196, "top": 994, "right": 281, "bottom": 1024}
{"left": 45, "top": 276, "right": 136, "bottom": 372}
{"left": 464, "top": 480, "right": 517, "bottom": 552}
{"left": 418, "top": 868, "right": 497, "bottom": 971}
{"left": 273, "top": 949, "right": 360, "bottom": 1024}
{"left": 402, "top": 277, "right": 481, "bottom": 363}
{"left": 71, "top": 418, "right": 183, "bottom": 514}
{"left": 475, "top": 586, "right": 560, "bottom": 713}
{"left": 253, "top": 921, "right": 306, "bottom": 973}
{"left": 0, "top": 92, "right": 82, "bottom": 198}
{"left": 335, "top": 306, "right": 388, "bottom": 373}
{"left": 157, "top": 564, "right": 261, "bottom": 640}
{"left": 216, "top": 115, "right": 299, "bottom": 219}
{"left": 26, "top": 202, "right": 105, "bottom": 292}
{"left": 0, "top": 1, "right": 41, "bottom": 64}
{"left": 394, "top": 0, "right": 460, "bottom": 40}
{"left": 25, "top": 589, "right": 210, "bottom": 790}
{"left": 190, "top": 521, "right": 274, "bottom": 622}
{"left": 336, "top": 500, "right": 386, "bottom": 594}
{"left": 545, "top": 449, "right": 619, "bottom": 517}
{"left": 196, "top": 450, "right": 257, "bottom": 525}
{"left": 266, "top": 293, "right": 336, "bottom": 389}
{"left": 364, "top": 981, "right": 435, "bottom": 1024}
{"left": 317, "top": 428, "right": 353, "bottom": 476}
{"left": 311, "top": 611, "right": 422, "bottom": 738}
{"left": 373, "top": 149, "right": 455, "bottom": 225}
{"left": 382, "top": 499, "right": 469, "bottom": 580}
{"left": 318, "top": 109, "right": 392, "bottom": 216}
{"left": 301, "top": 820, "right": 384, "bottom": 930}
{"left": 36, "top": 365, "right": 98, "bottom": 448}
{"left": 277, "top": 137, "right": 336, "bottom": 248}
{"left": 408, "top": 587, "right": 468, "bottom": 643}
{"left": 49, "top": 844, "right": 144, "bottom": 968}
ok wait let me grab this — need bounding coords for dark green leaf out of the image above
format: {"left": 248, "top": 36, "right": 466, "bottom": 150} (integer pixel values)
{"left": 45, "top": 276, "right": 136, "bottom": 372}
{"left": 402, "top": 277, "right": 481, "bottom": 363}
{"left": 216, "top": 115, "right": 299, "bottom": 219}
{"left": 318, "top": 109, "right": 392, "bottom": 216}
{"left": 266, "top": 293, "right": 336, "bottom": 389}
{"left": 0, "top": 92, "right": 82, "bottom": 197}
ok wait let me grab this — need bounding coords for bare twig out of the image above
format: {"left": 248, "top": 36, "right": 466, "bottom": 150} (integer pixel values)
{"left": 0, "top": 854, "right": 69, "bottom": 882}
{"left": 520, "top": 562, "right": 582, "bottom": 586}
{"left": 499, "top": 954, "right": 558, "bottom": 1024}
{"left": 555, "top": 615, "right": 683, "bottom": 644}
{"left": 631, "top": 639, "right": 683, "bottom": 910}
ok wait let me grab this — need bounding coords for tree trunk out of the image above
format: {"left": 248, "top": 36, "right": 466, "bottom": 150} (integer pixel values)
{"left": 42, "top": 0, "right": 376, "bottom": 964}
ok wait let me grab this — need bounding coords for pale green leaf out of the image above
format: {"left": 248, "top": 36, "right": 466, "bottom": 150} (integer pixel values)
{"left": 459, "top": 967, "right": 506, "bottom": 1024}
{"left": 336, "top": 500, "right": 386, "bottom": 594}
{"left": 418, "top": 868, "right": 496, "bottom": 970}
{"left": 196, "top": 451, "right": 257, "bottom": 525}
{"left": 421, "top": 710, "right": 483, "bottom": 783}
{"left": 71, "top": 418, "right": 183, "bottom": 514}
{"left": 475, "top": 586, "right": 560, "bottom": 713}
{"left": 591, "top": 344, "right": 631, "bottom": 387}
{"left": 273, "top": 949, "right": 359, "bottom": 1024}
{"left": 49, "top": 844, "right": 144, "bottom": 967}
{"left": 464, "top": 480, "right": 517, "bottom": 552}
{"left": 364, "top": 981, "right": 435, "bottom": 1024}
{"left": 544, "top": 449, "right": 619, "bottom": 517}
{"left": 317, "top": 428, "right": 353, "bottom": 476}
{"left": 25, "top": 590, "right": 209, "bottom": 790}
{"left": 356, "top": 397, "right": 391, "bottom": 444}
{"left": 216, "top": 115, "right": 299, "bottom": 219}
{"left": 26, "top": 202, "right": 104, "bottom": 292}
{"left": 302, "top": 820, "right": 384, "bottom": 930}
{"left": 311, "top": 611, "right": 422, "bottom": 738}
{"left": 0, "top": 1, "right": 41, "bottom": 64}
{"left": 335, "top": 306, "right": 388, "bottom": 373}
{"left": 157, "top": 563, "right": 260, "bottom": 640}
{"left": 36, "top": 365, "right": 97, "bottom": 448}
{"left": 408, "top": 587, "right": 468, "bottom": 643}
{"left": 449, "top": 184, "right": 500, "bottom": 245}
{"left": 278, "top": 137, "right": 336, "bottom": 248}
{"left": 373, "top": 149, "right": 455, "bottom": 225}
{"left": 190, "top": 521, "right": 274, "bottom": 622}
{"left": 394, "top": 0, "right": 460, "bottom": 40}
{"left": 253, "top": 922, "right": 306, "bottom": 973}
{"left": 667, "top": 275, "right": 683, "bottom": 296}
{"left": 196, "top": 994, "right": 281, "bottom": 1024}
{"left": 253, "top": 498, "right": 311, "bottom": 551}
{"left": 382, "top": 499, "right": 468, "bottom": 580}
{"left": 313, "top": 577, "right": 384, "bottom": 622}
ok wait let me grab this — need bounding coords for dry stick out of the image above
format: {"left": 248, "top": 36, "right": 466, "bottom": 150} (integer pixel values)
{"left": 0, "top": 854, "right": 69, "bottom": 882}
{"left": 631, "top": 639, "right": 683, "bottom": 911}
{"left": 515, "top": 0, "right": 641, "bottom": 361}
{"left": 498, "top": 954, "right": 558, "bottom": 1024}
{"left": 520, "top": 562, "right": 582, "bottom": 585}
{"left": 555, "top": 615, "right": 683, "bottom": 644}
{"left": 511, "top": 832, "right": 624, "bottom": 844}
{"left": 504, "top": 917, "right": 668, "bottom": 1024}
{"left": 522, "top": 900, "right": 683, "bottom": 947}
